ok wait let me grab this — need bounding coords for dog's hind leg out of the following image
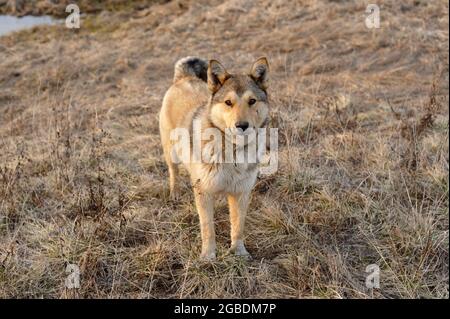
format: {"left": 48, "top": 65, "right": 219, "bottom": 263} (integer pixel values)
{"left": 161, "top": 130, "right": 180, "bottom": 200}
{"left": 168, "top": 162, "right": 179, "bottom": 200}
{"left": 163, "top": 147, "right": 180, "bottom": 200}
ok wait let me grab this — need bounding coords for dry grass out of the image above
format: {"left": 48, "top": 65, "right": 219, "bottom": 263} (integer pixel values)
{"left": 0, "top": 0, "right": 448, "bottom": 298}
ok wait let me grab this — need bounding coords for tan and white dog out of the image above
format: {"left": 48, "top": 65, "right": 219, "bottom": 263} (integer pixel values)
{"left": 159, "top": 56, "right": 270, "bottom": 260}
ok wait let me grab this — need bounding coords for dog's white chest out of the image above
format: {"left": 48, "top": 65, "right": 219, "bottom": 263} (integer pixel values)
{"left": 193, "top": 162, "right": 258, "bottom": 194}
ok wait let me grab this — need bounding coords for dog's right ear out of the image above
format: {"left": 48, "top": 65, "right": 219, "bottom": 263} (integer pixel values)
{"left": 250, "top": 57, "right": 269, "bottom": 91}
{"left": 208, "top": 60, "right": 230, "bottom": 93}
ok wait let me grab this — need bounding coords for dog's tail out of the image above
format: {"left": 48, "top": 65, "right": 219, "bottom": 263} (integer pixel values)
{"left": 173, "top": 56, "right": 208, "bottom": 83}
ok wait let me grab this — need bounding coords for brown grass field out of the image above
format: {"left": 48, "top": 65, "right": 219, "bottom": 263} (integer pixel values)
{"left": 0, "top": 0, "right": 448, "bottom": 298}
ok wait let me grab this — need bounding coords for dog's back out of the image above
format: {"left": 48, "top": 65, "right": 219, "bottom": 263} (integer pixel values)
{"left": 160, "top": 57, "right": 209, "bottom": 132}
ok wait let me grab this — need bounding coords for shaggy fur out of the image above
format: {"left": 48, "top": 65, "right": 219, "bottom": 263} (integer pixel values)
{"left": 159, "top": 57, "right": 270, "bottom": 260}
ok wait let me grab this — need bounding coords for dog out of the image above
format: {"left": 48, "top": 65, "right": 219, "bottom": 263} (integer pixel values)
{"left": 159, "top": 56, "right": 270, "bottom": 260}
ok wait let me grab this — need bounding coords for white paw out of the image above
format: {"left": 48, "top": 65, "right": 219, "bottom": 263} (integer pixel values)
{"left": 200, "top": 251, "right": 216, "bottom": 261}
{"left": 230, "top": 244, "right": 252, "bottom": 260}
{"left": 169, "top": 189, "right": 180, "bottom": 201}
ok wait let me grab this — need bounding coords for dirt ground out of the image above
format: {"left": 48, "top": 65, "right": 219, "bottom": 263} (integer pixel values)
{"left": 0, "top": 0, "right": 448, "bottom": 298}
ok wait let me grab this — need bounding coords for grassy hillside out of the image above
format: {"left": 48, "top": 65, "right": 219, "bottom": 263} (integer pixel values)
{"left": 0, "top": 0, "right": 448, "bottom": 298}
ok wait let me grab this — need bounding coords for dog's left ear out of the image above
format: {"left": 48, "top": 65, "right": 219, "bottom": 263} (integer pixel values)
{"left": 250, "top": 57, "right": 269, "bottom": 91}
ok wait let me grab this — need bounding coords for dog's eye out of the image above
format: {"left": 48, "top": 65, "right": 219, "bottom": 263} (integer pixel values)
{"left": 225, "top": 100, "right": 233, "bottom": 106}
{"left": 248, "top": 99, "right": 256, "bottom": 105}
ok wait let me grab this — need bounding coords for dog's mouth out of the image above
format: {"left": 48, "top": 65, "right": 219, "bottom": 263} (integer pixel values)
{"left": 225, "top": 127, "right": 257, "bottom": 146}
{"left": 229, "top": 127, "right": 255, "bottom": 136}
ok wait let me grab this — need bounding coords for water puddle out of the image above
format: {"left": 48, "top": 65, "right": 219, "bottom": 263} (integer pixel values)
{"left": 0, "top": 15, "right": 59, "bottom": 36}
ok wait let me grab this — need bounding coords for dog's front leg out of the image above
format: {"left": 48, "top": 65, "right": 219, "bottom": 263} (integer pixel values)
{"left": 194, "top": 190, "right": 216, "bottom": 260}
{"left": 228, "top": 191, "right": 251, "bottom": 258}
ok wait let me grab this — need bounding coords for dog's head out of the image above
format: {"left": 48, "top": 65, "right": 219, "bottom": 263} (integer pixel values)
{"left": 207, "top": 57, "right": 270, "bottom": 139}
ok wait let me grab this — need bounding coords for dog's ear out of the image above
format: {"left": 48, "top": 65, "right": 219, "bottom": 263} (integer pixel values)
{"left": 250, "top": 57, "right": 269, "bottom": 91}
{"left": 208, "top": 60, "right": 230, "bottom": 93}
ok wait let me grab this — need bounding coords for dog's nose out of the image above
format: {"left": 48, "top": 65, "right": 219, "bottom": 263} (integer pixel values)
{"left": 235, "top": 121, "right": 249, "bottom": 131}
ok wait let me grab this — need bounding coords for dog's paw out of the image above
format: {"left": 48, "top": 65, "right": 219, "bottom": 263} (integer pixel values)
{"left": 200, "top": 251, "right": 216, "bottom": 261}
{"left": 169, "top": 189, "right": 180, "bottom": 201}
{"left": 230, "top": 245, "right": 252, "bottom": 260}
